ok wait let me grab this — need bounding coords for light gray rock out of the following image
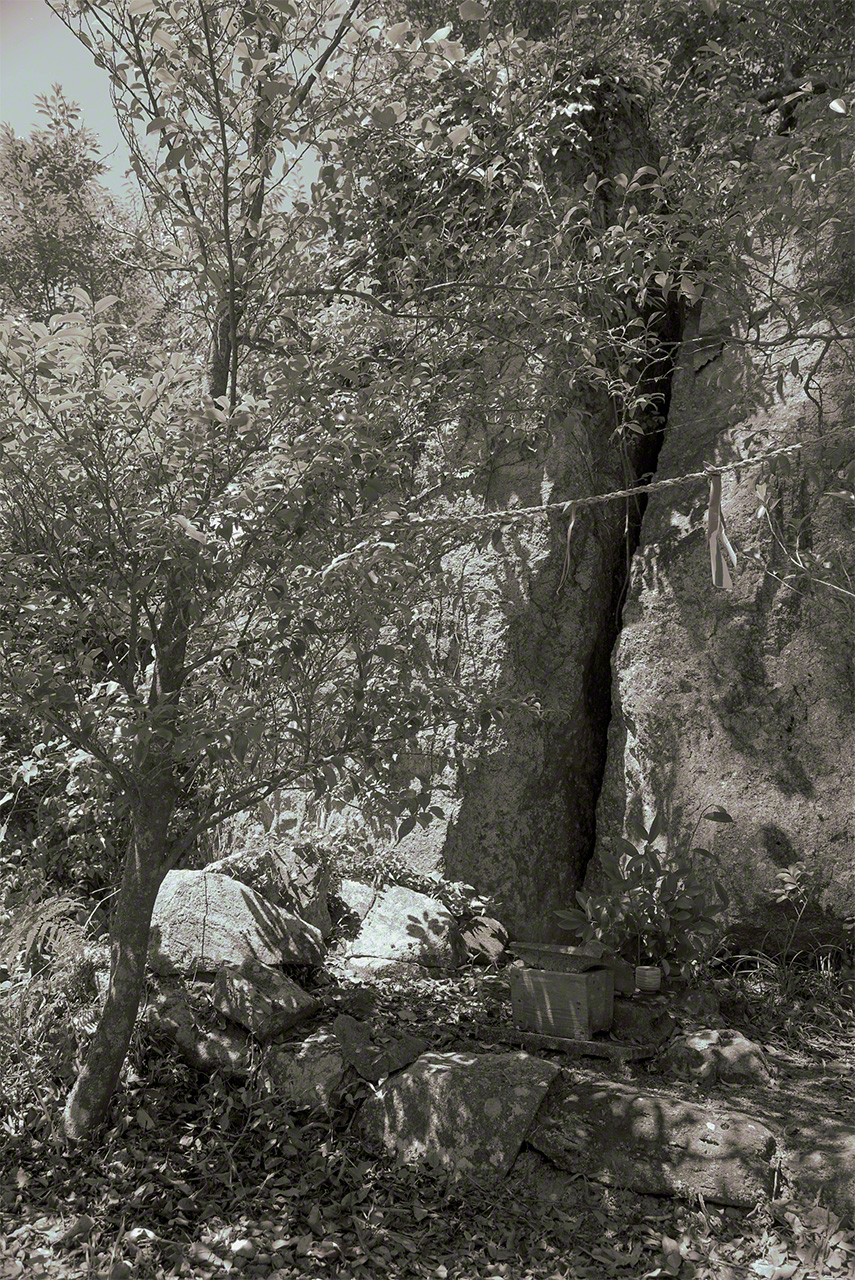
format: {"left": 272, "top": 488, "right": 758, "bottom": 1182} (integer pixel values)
{"left": 211, "top": 960, "right": 320, "bottom": 1041}
{"left": 205, "top": 842, "right": 332, "bottom": 938}
{"left": 144, "top": 987, "right": 251, "bottom": 1078}
{"left": 259, "top": 1028, "right": 354, "bottom": 1111}
{"left": 357, "top": 1050, "right": 560, "bottom": 1178}
{"left": 335, "top": 879, "right": 378, "bottom": 930}
{"left": 148, "top": 870, "right": 324, "bottom": 977}
{"left": 528, "top": 1075, "right": 776, "bottom": 1208}
{"left": 593, "top": 211, "right": 855, "bottom": 923}
{"left": 666, "top": 1028, "right": 771, "bottom": 1086}
{"left": 341, "top": 884, "right": 466, "bottom": 976}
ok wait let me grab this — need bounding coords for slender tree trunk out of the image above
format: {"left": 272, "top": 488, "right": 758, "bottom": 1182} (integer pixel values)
{"left": 63, "top": 796, "right": 172, "bottom": 1142}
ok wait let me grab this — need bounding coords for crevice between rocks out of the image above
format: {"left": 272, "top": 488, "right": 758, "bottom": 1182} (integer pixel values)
{"left": 578, "top": 303, "right": 686, "bottom": 885}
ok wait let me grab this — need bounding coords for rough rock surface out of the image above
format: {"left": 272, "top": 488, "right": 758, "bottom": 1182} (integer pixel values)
{"left": 357, "top": 1050, "right": 560, "bottom": 1177}
{"left": 148, "top": 871, "right": 325, "bottom": 976}
{"left": 331, "top": 1014, "right": 428, "bottom": 1084}
{"left": 340, "top": 884, "right": 466, "bottom": 976}
{"left": 144, "top": 987, "right": 251, "bottom": 1078}
{"left": 461, "top": 916, "right": 509, "bottom": 965}
{"left": 528, "top": 1075, "right": 776, "bottom": 1207}
{"left": 259, "top": 1029, "right": 354, "bottom": 1111}
{"left": 211, "top": 960, "right": 320, "bottom": 1041}
{"left": 666, "top": 1029, "right": 771, "bottom": 1086}
{"left": 333, "top": 879, "right": 378, "bottom": 935}
{"left": 611, "top": 997, "right": 676, "bottom": 1046}
{"left": 205, "top": 843, "right": 332, "bottom": 938}
{"left": 593, "top": 202, "right": 855, "bottom": 920}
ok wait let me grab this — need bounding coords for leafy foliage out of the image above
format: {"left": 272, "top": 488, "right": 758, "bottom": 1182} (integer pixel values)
{"left": 556, "top": 805, "right": 731, "bottom": 972}
{"left": 0, "top": 87, "right": 137, "bottom": 323}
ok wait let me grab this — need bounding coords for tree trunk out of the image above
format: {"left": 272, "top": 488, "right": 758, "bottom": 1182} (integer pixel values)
{"left": 63, "top": 797, "right": 171, "bottom": 1142}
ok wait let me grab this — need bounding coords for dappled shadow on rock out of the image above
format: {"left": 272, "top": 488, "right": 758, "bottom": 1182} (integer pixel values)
{"left": 147, "top": 870, "right": 324, "bottom": 976}
{"left": 357, "top": 1050, "right": 560, "bottom": 1178}
{"left": 528, "top": 1073, "right": 776, "bottom": 1208}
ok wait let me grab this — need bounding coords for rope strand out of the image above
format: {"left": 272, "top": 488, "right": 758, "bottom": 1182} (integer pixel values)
{"left": 381, "top": 422, "right": 855, "bottom": 531}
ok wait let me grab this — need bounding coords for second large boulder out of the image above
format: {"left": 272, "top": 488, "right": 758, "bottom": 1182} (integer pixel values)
{"left": 339, "top": 884, "right": 466, "bottom": 978}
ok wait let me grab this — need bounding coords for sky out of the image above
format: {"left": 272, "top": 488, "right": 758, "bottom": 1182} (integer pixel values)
{"left": 0, "top": 0, "right": 131, "bottom": 195}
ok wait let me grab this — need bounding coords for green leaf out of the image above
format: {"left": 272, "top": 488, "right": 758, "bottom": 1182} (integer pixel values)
{"left": 647, "top": 810, "right": 662, "bottom": 842}
{"left": 625, "top": 815, "right": 648, "bottom": 843}
{"left": 94, "top": 295, "right": 120, "bottom": 314}
{"left": 703, "top": 807, "right": 733, "bottom": 822}
{"left": 397, "top": 815, "right": 417, "bottom": 842}
{"left": 458, "top": 0, "right": 487, "bottom": 18}
{"left": 713, "top": 880, "right": 729, "bottom": 907}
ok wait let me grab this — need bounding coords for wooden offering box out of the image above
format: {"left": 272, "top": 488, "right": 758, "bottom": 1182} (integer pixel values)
{"left": 513, "top": 942, "right": 635, "bottom": 996}
{"left": 509, "top": 965, "right": 614, "bottom": 1040}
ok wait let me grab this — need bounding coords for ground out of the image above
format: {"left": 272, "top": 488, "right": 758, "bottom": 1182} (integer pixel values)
{"left": 1, "top": 957, "right": 853, "bottom": 1280}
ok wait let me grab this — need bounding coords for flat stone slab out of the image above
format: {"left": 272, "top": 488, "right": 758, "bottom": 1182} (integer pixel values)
{"left": 357, "top": 1050, "right": 560, "bottom": 1178}
{"left": 149, "top": 870, "right": 325, "bottom": 976}
{"left": 508, "top": 1028, "right": 657, "bottom": 1063}
{"left": 528, "top": 1075, "right": 776, "bottom": 1207}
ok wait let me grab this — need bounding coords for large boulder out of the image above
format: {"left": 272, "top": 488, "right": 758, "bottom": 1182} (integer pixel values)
{"left": 339, "top": 884, "right": 466, "bottom": 977}
{"left": 593, "top": 148, "right": 855, "bottom": 922}
{"left": 148, "top": 871, "right": 324, "bottom": 977}
{"left": 211, "top": 960, "right": 320, "bottom": 1041}
{"left": 528, "top": 1075, "right": 777, "bottom": 1208}
{"left": 205, "top": 842, "right": 332, "bottom": 938}
{"left": 461, "top": 916, "right": 509, "bottom": 965}
{"left": 357, "top": 1050, "right": 560, "bottom": 1178}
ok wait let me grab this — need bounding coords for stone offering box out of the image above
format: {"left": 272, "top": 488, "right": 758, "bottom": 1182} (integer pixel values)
{"left": 509, "top": 950, "right": 614, "bottom": 1041}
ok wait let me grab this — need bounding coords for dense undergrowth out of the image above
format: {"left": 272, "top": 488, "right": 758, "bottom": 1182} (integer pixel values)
{"left": 1, "top": 910, "right": 854, "bottom": 1280}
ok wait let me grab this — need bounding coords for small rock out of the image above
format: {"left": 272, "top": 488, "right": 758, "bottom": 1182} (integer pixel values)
{"left": 259, "top": 1029, "right": 354, "bottom": 1111}
{"left": 461, "top": 916, "right": 509, "bottom": 965}
{"left": 332, "top": 1013, "right": 428, "bottom": 1083}
{"left": 212, "top": 960, "right": 320, "bottom": 1041}
{"left": 666, "top": 1028, "right": 771, "bottom": 1085}
{"left": 144, "top": 987, "right": 251, "bottom": 1078}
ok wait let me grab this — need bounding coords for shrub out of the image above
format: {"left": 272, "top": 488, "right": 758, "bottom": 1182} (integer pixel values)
{"left": 556, "top": 805, "right": 731, "bottom": 975}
